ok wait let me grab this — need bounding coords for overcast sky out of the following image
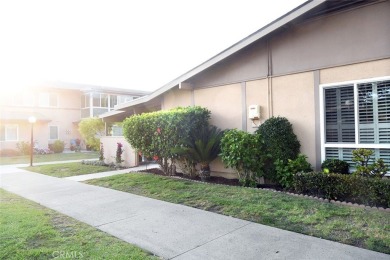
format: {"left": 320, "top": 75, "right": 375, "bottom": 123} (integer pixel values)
{"left": 0, "top": 0, "right": 306, "bottom": 92}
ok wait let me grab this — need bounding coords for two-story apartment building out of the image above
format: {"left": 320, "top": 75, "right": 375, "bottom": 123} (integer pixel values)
{"left": 0, "top": 82, "right": 149, "bottom": 154}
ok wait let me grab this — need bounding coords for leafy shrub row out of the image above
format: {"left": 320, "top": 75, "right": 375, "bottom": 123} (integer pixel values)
{"left": 294, "top": 172, "right": 390, "bottom": 208}
{"left": 220, "top": 116, "right": 302, "bottom": 186}
{"left": 123, "top": 106, "right": 211, "bottom": 175}
{"left": 220, "top": 129, "right": 266, "bottom": 186}
{"left": 321, "top": 159, "right": 350, "bottom": 174}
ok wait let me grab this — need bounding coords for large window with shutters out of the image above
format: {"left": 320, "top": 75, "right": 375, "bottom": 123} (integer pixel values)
{"left": 320, "top": 77, "right": 390, "bottom": 168}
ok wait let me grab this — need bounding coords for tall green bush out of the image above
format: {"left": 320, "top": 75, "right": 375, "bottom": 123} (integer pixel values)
{"left": 123, "top": 106, "right": 210, "bottom": 175}
{"left": 78, "top": 117, "right": 105, "bottom": 151}
{"left": 220, "top": 129, "right": 267, "bottom": 187}
{"left": 255, "top": 116, "right": 300, "bottom": 181}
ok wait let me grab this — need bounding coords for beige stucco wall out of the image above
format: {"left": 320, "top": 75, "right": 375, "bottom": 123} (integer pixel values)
{"left": 193, "top": 84, "right": 241, "bottom": 176}
{"left": 45, "top": 108, "right": 81, "bottom": 148}
{"left": 163, "top": 88, "right": 192, "bottom": 110}
{"left": 320, "top": 58, "right": 390, "bottom": 84}
{"left": 246, "top": 79, "right": 269, "bottom": 133}
{"left": 271, "top": 72, "right": 316, "bottom": 166}
{"left": 100, "top": 136, "right": 138, "bottom": 167}
{"left": 194, "top": 84, "right": 242, "bottom": 130}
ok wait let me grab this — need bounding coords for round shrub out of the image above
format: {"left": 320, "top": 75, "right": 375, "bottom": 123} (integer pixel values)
{"left": 50, "top": 140, "right": 65, "bottom": 153}
{"left": 321, "top": 159, "right": 350, "bottom": 174}
{"left": 255, "top": 116, "right": 300, "bottom": 181}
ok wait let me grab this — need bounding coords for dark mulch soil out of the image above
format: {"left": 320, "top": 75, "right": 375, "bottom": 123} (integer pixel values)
{"left": 139, "top": 168, "right": 241, "bottom": 186}
{"left": 138, "top": 168, "right": 283, "bottom": 190}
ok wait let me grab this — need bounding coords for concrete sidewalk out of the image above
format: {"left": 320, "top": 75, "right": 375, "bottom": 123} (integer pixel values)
{"left": 0, "top": 167, "right": 389, "bottom": 260}
{"left": 65, "top": 163, "right": 159, "bottom": 181}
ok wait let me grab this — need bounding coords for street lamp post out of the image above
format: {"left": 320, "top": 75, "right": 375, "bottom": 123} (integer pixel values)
{"left": 28, "top": 116, "right": 36, "bottom": 166}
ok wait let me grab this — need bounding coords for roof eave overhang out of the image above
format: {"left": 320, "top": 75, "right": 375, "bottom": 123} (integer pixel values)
{"left": 106, "top": 0, "right": 326, "bottom": 111}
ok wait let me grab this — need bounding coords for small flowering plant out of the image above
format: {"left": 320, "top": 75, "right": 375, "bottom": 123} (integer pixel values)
{"left": 99, "top": 142, "right": 104, "bottom": 161}
{"left": 116, "top": 142, "right": 124, "bottom": 164}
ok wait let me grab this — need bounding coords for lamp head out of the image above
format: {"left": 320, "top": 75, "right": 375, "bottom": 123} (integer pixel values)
{"left": 28, "top": 116, "right": 37, "bottom": 124}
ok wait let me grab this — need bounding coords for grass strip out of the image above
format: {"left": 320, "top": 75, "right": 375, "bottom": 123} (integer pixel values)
{"left": 0, "top": 152, "right": 99, "bottom": 165}
{"left": 86, "top": 172, "right": 390, "bottom": 254}
{"left": 0, "top": 189, "right": 158, "bottom": 260}
{"left": 24, "top": 162, "right": 110, "bottom": 178}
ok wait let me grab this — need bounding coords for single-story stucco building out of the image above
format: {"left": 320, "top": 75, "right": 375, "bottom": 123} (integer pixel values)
{"left": 100, "top": 0, "right": 390, "bottom": 177}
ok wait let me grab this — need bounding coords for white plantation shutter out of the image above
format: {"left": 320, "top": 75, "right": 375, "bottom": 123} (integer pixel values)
{"left": 358, "top": 80, "right": 390, "bottom": 144}
{"left": 324, "top": 85, "right": 355, "bottom": 143}
{"left": 379, "top": 149, "right": 390, "bottom": 165}
{"left": 377, "top": 81, "right": 390, "bottom": 144}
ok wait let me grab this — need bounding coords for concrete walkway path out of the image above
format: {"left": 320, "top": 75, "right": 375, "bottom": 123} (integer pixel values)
{"left": 0, "top": 166, "right": 389, "bottom": 260}
{"left": 65, "top": 163, "right": 159, "bottom": 181}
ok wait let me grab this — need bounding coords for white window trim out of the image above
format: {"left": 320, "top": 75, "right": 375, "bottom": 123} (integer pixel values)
{"left": 320, "top": 76, "right": 390, "bottom": 162}
{"left": 49, "top": 125, "right": 59, "bottom": 140}
{"left": 0, "top": 124, "right": 19, "bottom": 142}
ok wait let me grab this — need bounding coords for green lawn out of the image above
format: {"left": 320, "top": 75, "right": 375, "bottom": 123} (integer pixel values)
{"left": 24, "top": 162, "right": 111, "bottom": 178}
{"left": 0, "top": 189, "right": 158, "bottom": 260}
{"left": 0, "top": 152, "right": 99, "bottom": 165}
{"left": 86, "top": 172, "right": 390, "bottom": 254}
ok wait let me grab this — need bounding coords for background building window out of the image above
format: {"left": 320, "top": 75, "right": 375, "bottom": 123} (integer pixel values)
{"left": 0, "top": 124, "right": 18, "bottom": 141}
{"left": 39, "top": 93, "right": 58, "bottom": 107}
{"left": 92, "top": 93, "right": 100, "bottom": 107}
{"left": 49, "top": 126, "right": 59, "bottom": 140}
{"left": 110, "top": 95, "right": 117, "bottom": 108}
{"left": 101, "top": 94, "right": 108, "bottom": 108}
{"left": 117, "top": 95, "right": 133, "bottom": 105}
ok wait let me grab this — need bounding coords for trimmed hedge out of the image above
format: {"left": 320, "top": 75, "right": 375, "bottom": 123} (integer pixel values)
{"left": 293, "top": 172, "right": 390, "bottom": 208}
{"left": 321, "top": 159, "right": 350, "bottom": 175}
{"left": 123, "top": 106, "right": 211, "bottom": 175}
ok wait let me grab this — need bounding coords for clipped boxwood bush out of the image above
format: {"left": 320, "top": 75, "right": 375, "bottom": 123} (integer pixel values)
{"left": 293, "top": 172, "right": 390, "bottom": 208}
{"left": 255, "top": 116, "right": 300, "bottom": 181}
{"left": 321, "top": 159, "right": 350, "bottom": 174}
{"left": 49, "top": 140, "right": 65, "bottom": 153}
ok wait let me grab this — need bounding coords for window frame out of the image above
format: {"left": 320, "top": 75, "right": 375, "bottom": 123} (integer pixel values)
{"left": 320, "top": 76, "right": 390, "bottom": 162}
{"left": 0, "top": 124, "right": 19, "bottom": 142}
{"left": 49, "top": 125, "right": 59, "bottom": 140}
